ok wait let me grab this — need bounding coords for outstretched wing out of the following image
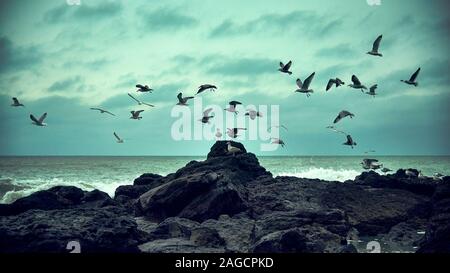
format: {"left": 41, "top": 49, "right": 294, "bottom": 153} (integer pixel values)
{"left": 38, "top": 112, "right": 47, "bottom": 123}
{"left": 296, "top": 78, "right": 303, "bottom": 89}
{"left": 142, "top": 102, "right": 154, "bottom": 107}
{"left": 326, "top": 79, "right": 335, "bottom": 91}
{"left": 30, "top": 114, "right": 39, "bottom": 123}
{"left": 284, "top": 60, "right": 292, "bottom": 70}
{"left": 90, "top": 107, "right": 101, "bottom": 111}
{"left": 136, "top": 84, "right": 144, "bottom": 89}
{"left": 372, "top": 35, "right": 382, "bottom": 52}
{"left": 369, "top": 84, "right": 378, "bottom": 92}
{"left": 302, "top": 72, "right": 315, "bottom": 89}
{"left": 409, "top": 67, "right": 420, "bottom": 82}
{"left": 135, "top": 110, "right": 144, "bottom": 114}
{"left": 113, "top": 132, "right": 121, "bottom": 141}
{"left": 104, "top": 110, "right": 115, "bottom": 116}
{"left": 229, "top": 101, "right": 242, "bottom": 106}
{"left": 128, "top": 93, "right": 140, "bottom": 103}
{"left": 177, "top": 92, "right": 183, "bottom": 102}
{"left": 279, "top": 62, "right": 284, "bottom": 68}
{"left": 12, "top": 97, "right": 20, "bottom": 104}
{"left": 203, "top": 108, "right": 213, "bottom": 117}
{"left": 346, "top": 135, "right": 353, "bottom": 143}
{"left": 351, "top": 75, "right": 361, "bottom": 85}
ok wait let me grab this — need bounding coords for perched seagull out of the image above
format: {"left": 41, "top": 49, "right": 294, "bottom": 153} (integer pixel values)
{"left": 245, "top": 109, "right": 263, "bottom": 120}
{"left": 326, "top": 78, "right": 345, "bottom": 91}
{"left": 271, "top": 138, "right": 285, "bottom": 147}
{"left": 348, "top": 75, "right": 367, "bottom": 92}
{"left": 367, "top": 35, "right": 383, "bottom": 57}
{"left": 226, "top": 141, "right": 243, "bottom": 156}
{"left": 90, "top": 107, "right": 115, "bottom": 116}
{"left": 11, "top": 97, "right": 24, "bottom": 107}
{"left": 433, "top": 173, "right": 444, "bottom": 180}
{"left": 197, "top": 84, "right": 217, "bottom": 95}
{"left": 200, "top": 108, "right": 214, "bottom": 124}
{"left": 343, "top": 135, "right": 357, "bottom": 149}
{"left": 361, "top": 159, "right": 383, "bottom": 170}
{"left": 366, "top": 84, "right": 378, "bottom": 97}
{"left": 113, "top": 132, "right": 124, "bottom": 143}
{"left": 269, "top": 125, "right": 288, "bottom": 131}
{"left": 30, "top": 112, "right": 47, "bottom": 126}
{"left": 381, "top": 167, "right": 392, "bottom": 173}
{"left": 227, "top": 127, "right": 246, "bottom": 138}
{"left": 333, "top": 110, "right": 355, "bottom": 124}
{"left": 215, "top": 128, "right": 223, "bottom": 139}
{"left": 128, "top": 93, "right": 154, "bottom": 107}
{"left": 278, "top": 60, "right": 292, "bottom": 75}
{"left": 401, "top": 68, "right": 420, "bottom": 87}
{"left": 224, "top": 101, "right": 242, "bottom": 115}
{"left": 130, "top": 110, "right": 144, "bottom": 120}
{"left": 176, "top": 92, "right": 194, "bottom": 106}
{"left": 295, "top": 72, "right": 316, "bottom": 97}
{"left": 136, "top": 84, "right": 153, "bottom": 93}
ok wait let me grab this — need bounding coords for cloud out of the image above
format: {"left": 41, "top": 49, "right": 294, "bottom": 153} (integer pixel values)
{"left": 0, "top": 36, "right": 42, "bottom": 73}
{"left": 139, "top": 7, "right": 197, "bottom": 31}
{"left": 43, "top": 1, "right": 122, "bottom": 24}
{"left": 315, "top": 44, "right": 357, "bottom": 58}
{"left": 205, "top": 56, "right": 277, "bottom": 76}
{"left": 63, "top": 58, "right": 111, "bottom": 70}
{"left": 47, "top": 76, "right": 83, "bottom": 92}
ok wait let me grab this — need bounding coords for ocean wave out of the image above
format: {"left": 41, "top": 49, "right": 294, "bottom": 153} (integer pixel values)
{"left": 275, "top": 167, "right": 361, "bottom": 182}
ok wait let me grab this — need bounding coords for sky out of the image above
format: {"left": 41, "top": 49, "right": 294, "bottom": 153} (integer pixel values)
{"left": 0, "top": 0, "right": 449, "bottom": 156}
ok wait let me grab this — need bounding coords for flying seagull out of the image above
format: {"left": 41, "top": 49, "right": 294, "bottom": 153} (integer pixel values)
{"left": 326, "top": 125, "right": 347, "bottom": 135}
{"left": 348, "top": 75, "right": 367, "bottom": 92}
{"left": 226, "top": 141, "right": 242, "bottom": 156}
{"left": 136, "top": 84, "right": 153, "bottom": 93}
{"left": 128, "top": 93, "right": 154, "bottom": 107}
{"left": 176, "top": 92, "right": 194, "bottom": 106}
{"left": 224, "top": 101, "right": 242, "bottom": 115}
{"left": 333, "top": 110, "right": 355, "bottom": 124}
{"left": 227, "top": 127, "right": 246, "bottom": 138}
{"left": 366, "top": 84, "right": 378, "bottom": 97}
{"left": 361, "top": 159, "right": 382, "bottom": 170}
{"left": 200, "top": 108, "right": 214, "bottom": 124}
{"left": 90, "top": 107, "right": 115, "bottom": 116}
{"left": 326, "top": 78, "right": 345, "bottom": 91}
{"left": 271, "top": 138, "right": 285, "bottom": 147}
{"left": 343, "top": 134, "right": 357, "bottom": 149}
{"left": 113, "top": 132, "right": 124, "bottom": 143}
{"left": 278, "top": 61, "right": 292, "bottom": 75}
{"left": 30, "top": 112, "right": 47, "bottom": 126}
{"left": 215, "top": 128, "right": 222, "bottom": 139}
{"left": 295, "top": 72, "right": 315, "bottom": 97}
{"left": 367, "top": 35, "right": 383, "bottom": 57}
{"left": 401, "top": 68, "right": 420, "bottom": 87}
{"left": 197, "top": 84, "right": 217, "bottom": 95}
{"left": 130, "top": 110, "right": 144, "bottom": 120}
{"left": 11, "top": 97, "right": 25, "bottom": 107}
{"left": 245, "top": 109, "right": 263, "bottom": 120}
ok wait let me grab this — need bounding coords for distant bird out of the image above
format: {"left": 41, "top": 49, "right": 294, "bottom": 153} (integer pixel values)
{"left": 226, "top": 141, "right": 243, "bottom": 156}
{"left": 278, "top": 61, "right": 292, "bottom": 75}
{"left": 366, "top": 84, "right": 378, "bottom": 97}
{"left": 348, "top": 75, "right": 367, "bottom": 92}
{"left": 11, "top": 97, "right": 24, "bottom": 107}
{"left": 269, "top": 125, "right": 288, "bottom": 131}
{"left": 200, "top": 108, "right": 214, "bottom": 124}
{"left": 433, "top": 172, "right": 444, "bottom": 180}
{"left": 401, "top": 68, "right": 420, "bottom": 87}
{"left": 113, "top": 132, "right": 124, "bottom": 143}
{"left": 343, "top": 134, "right": 357, "bottom": 148}
{"left": 136, "top": 84, "right": 153, "bottom": 93}
{"left": 367, "top": 35, "right": 383, "bottom": 57}
{"left": 326, "top": 125, "right": 347, "bottom": 135}
{"left": 245, "top": 109, "right": 263, "bottom": 120}
{"left": 364, "top": 150, "right": 376, "bottom": 154}
{"left": 127, "top": 93, "right": 154, "bottom": 107}
{"left": 30, "top": 112, "right": 47, "bottom": 126}
{"left": 90, "top": 107, "right": 115, "bottom": 116}
{"left": 361, "top": 159, "right": 382, "bottom": 170}
{"left": 271, "top": 138, "right": 285, "bottom": 147}
{"left": 224, "top": 101, "right": 242, "bottom": 115}
{"left": 295, "top": 72, "right": 316, "bottom": 97}
{"left": 197, "top": 84, "right": 217, "bottom": 94}
{"left": 130, "top": 110, "right": 144, "bottom": 120}
{"left": 215, "top": 128, "right": 222, "bottom": 139}
{"left": 381, "top": 167, "right": 392, "bottom": 173}
{"left": 176, "top": 92, "right": 194, "bottom": 106}
{"left": 227, "top": 127, "right": 246, "bottom": 138}
{"left": 333, "top": 110, "right": 354, "bottom": 124}
{"left": 326, "top": 78, "right": 345, "bottom": 91}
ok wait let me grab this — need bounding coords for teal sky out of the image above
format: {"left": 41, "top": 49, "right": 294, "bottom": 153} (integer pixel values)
{"left": 0, "top": 0, "right": 449, "bottom": 156}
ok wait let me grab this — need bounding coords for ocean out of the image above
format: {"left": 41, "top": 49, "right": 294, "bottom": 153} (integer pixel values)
{"left": 1, "top": 156, "right": 449, "bottom": 204}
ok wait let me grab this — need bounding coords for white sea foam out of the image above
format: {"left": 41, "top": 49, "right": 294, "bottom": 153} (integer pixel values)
{"left": 275, "top": 167, "right": 361, "bottom": 182}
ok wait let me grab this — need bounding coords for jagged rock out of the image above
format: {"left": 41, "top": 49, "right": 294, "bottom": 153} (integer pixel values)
{"left": 207, "top": 140, "right": 247, "bottom": 159}
{"left": 133, "top": 173, "right": 164, "bottom": 187}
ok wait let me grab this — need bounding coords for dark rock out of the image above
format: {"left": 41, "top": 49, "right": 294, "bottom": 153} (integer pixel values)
{"left": 339, "top": 244, "right": 358, "bottom": 253}
{"left": 133, "top": 173, "right": 164, "bottom": 187}
{"left": 207, "top": 140, "right": 246, "bottom": 159}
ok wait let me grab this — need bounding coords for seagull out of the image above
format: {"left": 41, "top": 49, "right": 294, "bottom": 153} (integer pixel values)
{"left": 343, "top": 134, "right": 357, "bottom": 149}
{"left": 226, "top": 141, "right": 243, "bottom": 156}
{"left": 295, "top": 72, "right": 315, "bottom": 97}
{"left": 364, "top": 150, "right": 376, "bottom": 154}
{"left": 326, "top": 126, "right": 347, "bottom": 135}
{"left": 333, "top": 110, "right": 355, "bottom": 124}
{"left": 130, "top": 110, "right": 144, "bottom": 120}
{"left": 401, "top": 68, "right": 420, "bottom": 87}
{"left": 278, "top": 61, "right": 292, "bottom": 75}
{"left": 326, "top": 78, "right": 345, "bottom": 91}
{"left": 176, "top": 92, "right": 194, "bottom": 106}
{"left": 348, "top": 75, "right": 367, "bottom": 92}
{"left": 215, "top": 128, "right": 222, "bottom": 139}
{"left": 381, "top": 167, "right": 392, "bottom": 173}
{"left": 128, "top": 93, "right": 154, "bottom": 107}
{"left": 227, "top": 127, "right": 246, "bottom": 138}
{"left": 361, "top": 159, "right": 382, "bottom": 170}
{"left": 11, "top": 97, "right": 25, "bottom": 107}
{"left": 136, "top": 84, "right": 153, "bottom": 93}
{"left": 113, "top": 132, "right": 124, "bottom": 143}
{"left": 197, "top": 84, "right": 217, "bottom": 95}
{"left": 224, "top": 101, "right": 242, "bottom": 115}
{"left": 269, "top": 125, "right": 288, "bottom": 131}
{"left": 433, "top": 172, "right": 444, "bottom": 180}
{"left": 245, "top": 109, "right": 263, "bottom": 120}
{"left": 271, "top": 138, "right": 285, "bottom": 147}
{"left": 90, "top": 107, "right": 115, "bottom": 116}
{"left": 405, "top": 169, "right": 419, "bottom": 178}
{"left": 30, "top": 112, "right": 47, "bottom": 126}
{"left": 200, "top": 108, "right": 214, "bottom": 124}
{"left": 366, "top": 84, "right": 378, "bottom": 97}
{"left": 367, "top": 35, "right": 383, "bottom": 57}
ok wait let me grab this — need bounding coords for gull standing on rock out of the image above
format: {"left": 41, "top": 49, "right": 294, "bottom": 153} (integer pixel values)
{"left": 176, "top": 92, "right": 194, "bottom": 106}
{"left": 333, "top": 110, "right": 354, "bottom": 124}
{"left": 113, "top": 132, "right": 124, "bottom": 143}
{"left": 130, "top": 110, "right": 144, "bottom": 120}
{"left": 11, "top": 97, "right": 25, "bottom": 107}
{"left": 295, "top": 72, "right": 315, "bottom": 97}
{"left": 197, "top": 84, "right": 217, "bottom": 95}
{"left": 326, "top": 78, "right": 345, "bottom": 91}
{"left": 227, "top": 127, "right": 246, "bottom": 138}
{"left": 128, "top": 93, "right": 154, "bottom": 107}
{"left": 224, "top": 101, "right": 242, "bottom": 115}
{"left": 401, "top": 68, "right": 421, "bottom": 86}
{"left": 226, "top": 141, "right": 242, "bottom": 156}
{"left": 348, "top": 75, "right": 367, "bottom": 92}
{"left": 30, "top": 112, "right": 47, "bottom": 126}
{"left": 278, "top": 60, "right": 292, "bottom": 75}
{"left": 367, "top": 35, "right": 383, "bottom": 57}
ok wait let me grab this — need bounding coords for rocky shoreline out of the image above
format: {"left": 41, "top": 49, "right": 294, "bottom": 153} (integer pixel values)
{"left": 0, "top": 141, "right": 448, "bottom": 253}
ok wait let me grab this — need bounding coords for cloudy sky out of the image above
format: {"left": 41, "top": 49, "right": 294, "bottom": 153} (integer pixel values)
{"left": 0, "top": 0, "right": 449, "bottom": 156}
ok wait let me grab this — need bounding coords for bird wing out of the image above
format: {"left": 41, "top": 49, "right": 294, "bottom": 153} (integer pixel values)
{"left": 302, "top": 72, "right": 315, "bottom": 89}
{"left": 372, "top": 35, "right": 382, "bottom": 52}
{"left": 203, "top": 108, "right": 213, "bottom": 117}
{"left": 326, "top": 79, "right": 335, "bottom": 91}
{"left": 369, "top": 84, "right": 378, "bottom": 92}
{"left": 296, "top": 78, "right": 303, "bottom": 89}
{"left": 135, "top": 110, "right": 144, "bottom": 114}
{"left": 333, "top": 113, "right": 342, "bottom": 124}
{"left": 105, "top": 110, "right": 115, "bottom": 116}
{"left": 136, "top": 84, "right": 144, "bottom": 89}
{"left": 38, "top": 112, "right": 47, "bottom": 123}
{"left": 130, "top": 111, "right": 135, "bottom": 115}
{"left": 351, "top": 75, "right": 361, "bottom": 85}
{"left": 281, "top": 125, "right": 288, "bottom": 131}
{"left": 30, "top": 114, "right": 39, "bottom": 123}
{"left": 177, "top": 92, "right": 183, "bottom": 103}
{"left": 128, "top": 93, "right": 140, "bottom": 103}
{"left": 229, "top": 101, "right": 242, "bottom": 106}
{"left": 90, "top": 107, "right": 101, "bottom": 111}
{"left": 410, "top": 67, "right": 420, "bottom": 82}
{"left": 113, "top": 132, "right": 121, "bottom": 141}
{"left": 12, "top": 97, "right": 19, "bottom": 104}
{"left": 284, "top": 61, "right": 292, "bottom": 70}
{"left": 142, "top": 102, "right": 154, "bottom": 107}
{"left": 279, "top": 62, "right": 284, "bottom": 68}
{"left": 346, "top": 135, "right": 353, "bottom": 143}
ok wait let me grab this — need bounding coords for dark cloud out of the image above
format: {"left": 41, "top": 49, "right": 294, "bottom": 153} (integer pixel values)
{"left": 43, "top": 1, "right": 122, "bottom": 24}
{"left": 139, "top": 7, "right": 197, "bottom": 31}
{"left": 47, "top": 76, "right": 83, "bottom": 92}
{"left": 0, "top": 36, "right": 42, "bottom": 73}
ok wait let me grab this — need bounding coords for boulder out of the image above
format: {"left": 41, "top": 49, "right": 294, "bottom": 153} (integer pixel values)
{"left": 207, "top": 140, "right": 247, "bottom": 159}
